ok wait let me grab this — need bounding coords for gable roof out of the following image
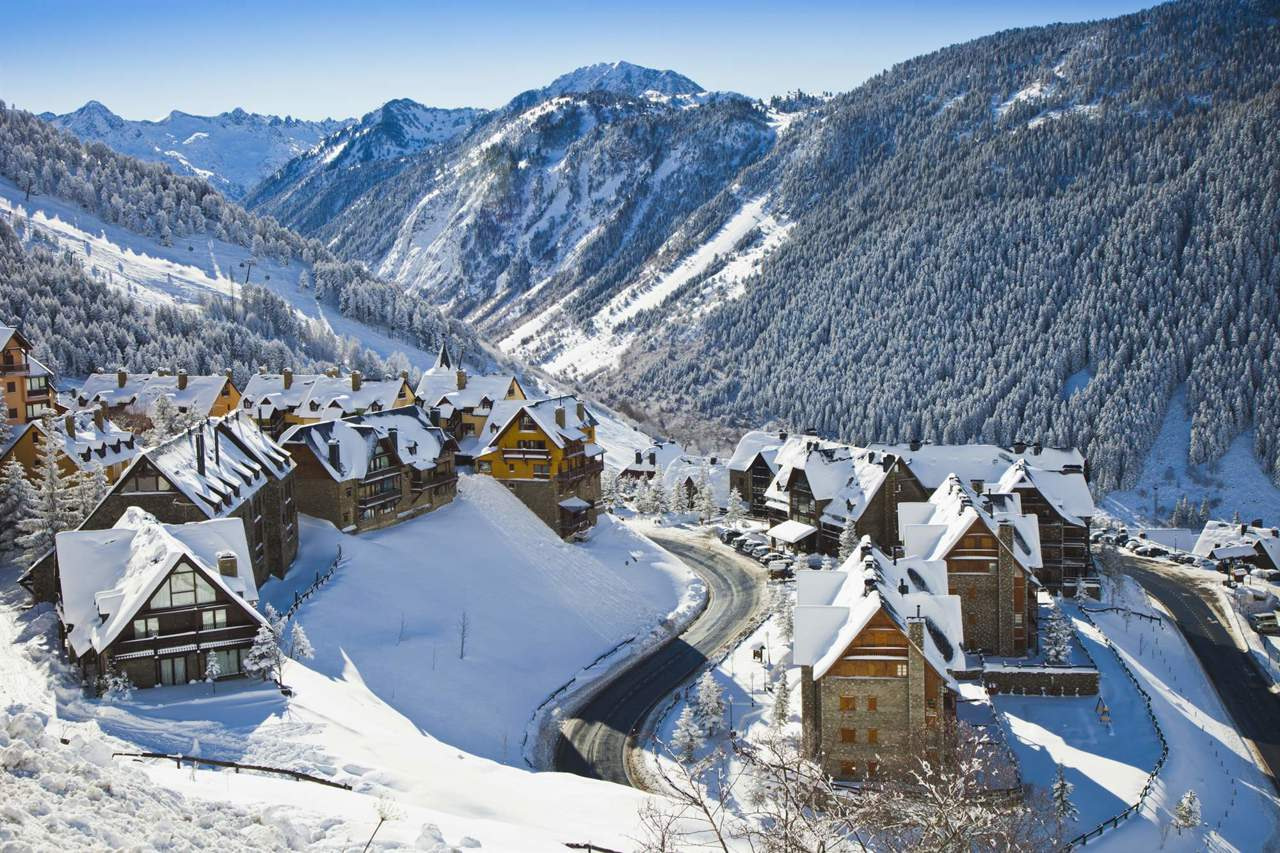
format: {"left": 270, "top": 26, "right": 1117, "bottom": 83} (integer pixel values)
{"left": 56, "top": 507, "right": 264, "bottom": 658}
{"left": 899, "top": 475, "right": 1042, "bottom": 573}
{"left": 416, "top": 368, "right": 523, "bottom": 412}
{"left": 475, "top": 395, "right": 600, "bottom": 456}
{"left": 240, "top": 372, "right": 411, "bottom": 420}
{"left": 31, "top": 410, "right": 139, "bottom": 473}
{"left": 793, "top": 536, "right": 963, "bottom": 683}
{"left": 994, "top": 459, "right": 1096, "bottom": 526}
{"left": 621, "top": 440, "right": 684, "bottom": 475}
{"left": 762, "top": 435, "right": 894, "bottom": 527}
{"left": 0, "top": 325, "right": 31, "bottom": 352}
{"left": 77, "top": 371, "right": 233, "bottom": 418}
{"left": 280, "top": 406, "right": 455, "bottom": 481}
{"left": 1193, "top": 519, "right": 1280, "bottom": 561}
{"left": 661, "top": 454, "right": 731, "bottom": 505}
{"left": 727, "top": 430, "right": 785, "bottom": 473}
{"left": 868, "top": 442, "right": 1086, "bottom": 491}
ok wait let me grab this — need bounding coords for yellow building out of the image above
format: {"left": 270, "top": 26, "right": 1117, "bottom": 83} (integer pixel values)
{"left": 1, "top": 326, "right": 56, "bottom": 425}
{"left": 0, "top": 409, "right": 139, "bottom": 483}
{"left": 415, "top": 344, "right": 526, "bottom": 449}
{"left": 473, "top": 396, "right": 603, "bottom": 539}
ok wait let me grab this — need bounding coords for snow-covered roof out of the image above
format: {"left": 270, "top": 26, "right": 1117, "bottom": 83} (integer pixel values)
{"left": 868, "top": 442, "right": 1086, "bottom": 491}
{"left": 762, "top": 435, "right": 893, "bottom": 526}
{"left": 56, "top": 507, "right": 265, "bottom": 658}
{"left": 621, "top": 440, "right": 684, "bottom": 475}
{"left": 26, "top": 410, "right": 139, "bottom": 473}
{"left": 727, "top": 430, "right": 785, "bottom": 473}
{"left": 994, "top": 459, "right": 1095, "bottom": 526}
{"left": 793, "top": 536, "right": 963, "bottom": 683}
{"left": 899, "top": 475, "right": 1042, "bottom": 573}
{"left": 475, "top": 396, "right": 600, "bottom": 455}
{"left": 1193, "top": 519, "right": 1280, "bottom": 560}
{"left": 767, "top": 519, "right": 818, "bottom": 544}
{"left": 77, "top": 371, "right": 233, "bottom": 419}
{"left": 661, "top": 455, "right": 731, "bottom": 505}
{"left": 240, "top": 372, "right": 411, "bottom": 420}
{"left": 133, "top": 416, "right": 287, "bottom": 518}
{"left": 280, "top": 406, "right": 455, "bottom": 481}
{"left": 416, "top": 367, "right": 524, "bottom": 412}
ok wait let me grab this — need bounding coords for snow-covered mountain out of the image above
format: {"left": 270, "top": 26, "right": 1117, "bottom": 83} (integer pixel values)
{"left": 41, "top": 101, "right": 352, "bottom": 199}
{"left": 539, "top": 60, "right": 704, "bottom": 98}
{"left": 243, "top": 98, "right": 484, "bottom": 235}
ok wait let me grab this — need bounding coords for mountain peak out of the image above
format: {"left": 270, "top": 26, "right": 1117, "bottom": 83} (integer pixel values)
{"left": 544, "top": 61, "right": 703, "bottom": 98}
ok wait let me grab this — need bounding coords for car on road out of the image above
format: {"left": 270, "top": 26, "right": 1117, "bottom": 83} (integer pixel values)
{"left": 1135, "top": 545, "right": 1169, "bottom": 558}
{"left": 1122, "top": 539, "right": 1143, "bottom": 550}
{"left": 1248, "top": 613, "right": 1280, "bottom": 635}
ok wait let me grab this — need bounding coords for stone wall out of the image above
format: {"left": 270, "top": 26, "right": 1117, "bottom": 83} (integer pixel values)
{"left": 983, "top": 666, "right": 1099, "bottom": 696}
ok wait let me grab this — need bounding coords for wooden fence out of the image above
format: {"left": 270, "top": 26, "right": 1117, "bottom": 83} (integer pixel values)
{"left": 112, "top": 750, "right": 352, "bottom": 790}
{"left": 284, "top": 545, "right": 344, "bottom": 622}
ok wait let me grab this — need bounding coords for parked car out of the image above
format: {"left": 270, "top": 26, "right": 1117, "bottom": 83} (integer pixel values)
{"left": 736, "top": 536, "right": 764, "bottom": 553}
{"left": 749, "top": 545, "right": 773, "bottom": 559}
{"left": 1174, "top": 553, "right": 1198, "bottom": 565}
{"left": 720, "top": 529, "right": 744, "bottom": 545}
{"left": 757, "top": 550, "right": 789, "bottom": 565}
{"left": 1268, "top": 570, "right": 1280, "bottom": 582}
{"left": 767, "top": 560, "right": 795, "bottom": 580}
{"left": 1123, "top": 539, "right": 1143, "bottom": 550}
{"left": 1248, "top": 613, "right": 1280, "bottom": 636}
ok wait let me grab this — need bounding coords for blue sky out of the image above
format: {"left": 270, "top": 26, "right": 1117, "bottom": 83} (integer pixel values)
{"left": 4, "top": 1, "right": 1157, "bottom": 120}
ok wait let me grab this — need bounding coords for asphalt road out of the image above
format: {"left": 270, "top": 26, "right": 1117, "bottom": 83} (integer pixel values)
{"left": 553, "top": 530, "right": 766, "bottom": 786}
{"left": 1115, "top": 552, "right": 1280, "bottom": 791}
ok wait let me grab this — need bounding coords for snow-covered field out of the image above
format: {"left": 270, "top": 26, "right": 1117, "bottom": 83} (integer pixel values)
{"left": 0, "top": 176, "right": 436, "bottom": 367}
{"left": 258, "top": 474, "right": 697, "bottom": 765}
{"left": 1101, "top": 386, "right": 1280, "bottom": 527}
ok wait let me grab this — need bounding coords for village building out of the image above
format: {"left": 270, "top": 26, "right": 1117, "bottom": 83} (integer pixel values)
{"left": 472, "top": 396, "right": 604, "bottom": 539}
{"left": 794, "top": 536, "right": 963, "bottom": 780}
{"left": 760, "top": 434, "right": 922, "bottom": 556}
{"left": 871, "top": 442, "right": 1093, "bottom": 592}
{"left": 414, "top": 344, "right": 526, "bottom": 455}
{"left": 1, "top": 325, "right": 56, "bottom": 425}
{"left": 280, "top": 406, "right": 458, "bottom": 534}
{"left": 727, "top": 430, "right": 786, "bottom": 517}
{"left": 56, "top": 507, "right": 268, "bottom": 691}
{"left": 0, "top": 408, "right": 139, "bottom": 483}
{"left": 898, "top": 476, "right": 1042, "bottom": 657}
{"left": 1193, "top": 519, "right": 1280, "bottom": 574}
{"left": 660, "top": 454, "right": 730, "bottom": 509}
{"left": 75, "top": 369, "right": 241, "bottom": 429}
{"left": 617, "top": 440, "right": 684, "bottom": 482}
{"left": 239, "top": 368, "right": 416, "bottom": 437}
{"left": 25, "top": 413, "right": 299, "bottom": 601}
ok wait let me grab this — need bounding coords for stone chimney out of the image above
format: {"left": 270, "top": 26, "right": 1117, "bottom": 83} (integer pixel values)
{"left": 224, "top": 368, "right": 233, "bottom": 380}
{"left": 576, "top": 401, "right": 585, "bottom": 422}
{"left": 63, "top": 413, "right": 76, "bottom": 435}
{"left": 1012, "top": 440, "right": 1026, "bottom": 454}
{"left": 555, "top": 405, "right": 566, "bottom": 428}
{"left": 116, "top": 368, "right": 127, "bottom": 388}
{"left": 399, "top": 370, "right": 409, "bottom": 382}
{"left": 327, "top": 438, "right": 341, "bottom": 470}
{"left": 387, "top": 427, "right": 398, "bottom": 454}
{"left": 456, "top": 368, "right": 467, "bottom": 391}
{"left": 258, "top": 365, "right": 267, "bottom": 375}
{"left": 428, "top": 407, "right": 440, "bottom": 427}
{"left": 350, "top": 370, "right": 362, "bottom": 392}
{"left": 909, "top": 437, "right": 921, "bottom": 452}
{"left": 177, "top": 369, "right": 188, "bottom": 391}
{"left": 93, "top": 404, "right": 105, "bottom": 431}
{"left": 216, "top": 550, "right": 238, "bottom": 578}
{"left": 1032, "top": 441, "right": 1042, "bottom": 455}
{"left": 283, "top": 367, "right": 293, "bottom": 390}
{"left": 195, "top": 430, "right": 206, "bottom": 476}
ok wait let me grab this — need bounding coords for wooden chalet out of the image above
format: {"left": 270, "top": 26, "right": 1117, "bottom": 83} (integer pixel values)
{"left": 414, "top": 344, "right": 527, "bottom": 458}
{"left": 0, "top": 408, "right": 139, "bottom": 483}
{"left": 239, "top": 368, "right": 417, "bottom": 437}
{"left": 727, "top": 430, "right": 785, "bottom": 517}
{"left": 75, "top": 368, "right": 241, "bottom": 430}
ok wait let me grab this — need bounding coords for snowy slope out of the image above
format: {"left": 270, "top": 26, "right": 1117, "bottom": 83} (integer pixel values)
{"left": 257, "top": 474, "right": 696, "bottom": 764}
{"left": 0, "top": 176, "right": 436, "bottom": 367}
{"left": 43, "top": 101, "right": 352, "bottom": 199}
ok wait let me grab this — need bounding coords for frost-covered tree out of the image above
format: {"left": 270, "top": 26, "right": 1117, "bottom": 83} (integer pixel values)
{"left": 696, "top": 471, "right": 716, "bottom": 523}
{"left": 1051, "top": 764, "right": 1078, "bottom": 833}
{"left": 634, "top": 478, "right": 658, "bottom": 515}
{"left": 669, "top": 478, "right": 690, "bottom": 514}
{"left": 1172, "top": 790, "right": 1201, "bottom": 835}
{"left": 142, "top": 395, "right": 199, "bottom": 447}
{"left": 601, "top": 470, "right": 620, "bottom": 513}
{"left": 770, "top": 669, "right": 791, "bottom": 728}
{"left": 693, "top": 671, "right": 725, "bottom": 737}
{"left": 672, "top": 704, "right": 704, "bottom": 764}
{"left": 0, "top": 458, "right": 33, "bottom": 562}
{"left": 289, "top": 622, "right": 315, "bottom": 661}
{"left": 18, "top": 428, "right": 79, "bottom": 565}
{"left": 725, "top": 488, "right": 747, "bottom": 527}
{"left": 819, "top": 553, "right": 836, "bottom": 572}
{"left": 1043, "top": 604, "right": 1073, "bottom": 665}
{"left": 244, "top": 622, "right": 285, "bottom": 683}
{"left": 71, "top": 464, "right": 109, "bottom": 524}
{"left": 203, "top": 655, "right": 221, "bottom": 693}
{"left": 99, "top": 669, "right": 134, "bottom": 702}
{"left": 777, "top": 596, "right": 795, "bottom": 643}
{"left": 837, "top": 523, "right": 858, "bottom": 563}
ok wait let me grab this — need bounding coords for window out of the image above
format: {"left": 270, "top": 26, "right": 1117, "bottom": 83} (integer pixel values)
{"left": 1014, "top": 612, "right": 1024, "bottom": 626}
{"left": 840, "top": 761, "right": 857, "bottom": 777}
{"left": 896, "top": 664, "right": 907, "bottom": 677}
{"left": 508, "top": 464, "right": 515, "bottom": 473}
{"left": 866, "top": 760, "right": 880, "bottom": 777}
{"left": 867, "top": 728, "right": 879, "bottom": 745}
{"left": 533, "top": 463, "right": 550, "bottom": 478}
{"left": 839, "top": 696, "right": 857, "bottom": 711}
{"left": 5, "top": 382, "right": 13, "bottom": 392}
{"left": 212, "top": 647, "right": 243, "bottom": 676}
{"left": 519, "top": 415, "right": 537, "bottom": 432}
{"left": 840, "top": 728, "right": 857, "bottom": 743}
{"left": 517, "top": 439, "right": 546, "bottom": 450}
{"left": 122, "top": 472, "right": 173, "bottom": 494}
{"left": 476, "top": 460, "right": 492, "bottom": 473}
{"left": 6, "top": 408, "right": 15, "bottom": 419}
{"left": 132, "top": 617, "right": 160, "bottom": 638}
{"left": 25, "top": 403, "right": 51, "bottom": 419}
{"left": 370, "top": 450, "right": 393, "bottom": 472}
{"left": 25, "top": 376, "right": 48, "bottom": 393}
{"left": 866, "top": 696, "right": 877, "bottom": 712}
{"left": 201, "top": 608, "right": 228, "bottom": 629}
{"left": 149, "top": 568, "right": 217, "bottom": 609}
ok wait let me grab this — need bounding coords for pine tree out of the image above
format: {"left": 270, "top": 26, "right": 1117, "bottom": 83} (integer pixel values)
{"left": 244, "top": 622, "right": 284, "bottom": 683}
{"left": 143, "top": 394, "right": 198, "bottom": 447}
{"left": 204, "top": 654, "right": 221, "bottom": 693}
{"left": 1197, "top": 497, "right": 1211, "bottom": 527}
{"left": 18, "top": 427, "right": 79, "bottom": 565}
{"left": 71, "top": 464, "right": 109, "bottom": 524}
{"left": 669, "top": 478, "right": 688, "bottom": 514}
{"left": 1172, "top": 790, "right": 1201, "bottom": 835}
{"left": 290, "top": 622, "right": 315, "bottom": 661}
{"left": 725, "top": 488, "right": 747, "bottom": 527}
{"left": 1043, "top": 604, "right": 1073, "bottom": 665}
{"left": 1051, "top": 764, "right": 1078, "bottom": 828}
{"left": 671, "top": 704, "right": 703, "bottom": 764}
{"left": 651, "top": 477, "right": 669, "bottom": 515}
{"left": 770, "top": 668, "right": 791, "bottom": 728}
{"left": 837, "top": 522, "right": 858, "bottom": 563}
{"left": 778, "top": 596, "right": 795, "bottom": 642}
{"left": 693, "top": 670, "right": 725, "bottom": 737}
{"left": 819, "top": 553, "right": 836, "bottom": 572}
{"left": 0, "top": 458, "right": 33, "bottom": 562}
{"left": 696, "top": 471, "right": 716, "bottom": 523}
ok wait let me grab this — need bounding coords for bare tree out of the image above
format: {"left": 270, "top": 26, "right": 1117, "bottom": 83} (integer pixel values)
{"left": 457, "top": 610, "right": 470, "bottom": 660}
{"left": 635, "top": 740, "right": 741, "bottom": 853}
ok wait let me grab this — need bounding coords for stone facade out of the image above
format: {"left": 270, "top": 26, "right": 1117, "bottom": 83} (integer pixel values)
{"left": 982, "top": 666, "right": 1099, "bottom": 696}
{"left": 730, "top": 453, "right": 777, "bottom": 519}
{"left": 1016, "top": 485, "right": 1091, "bottom": 591}
{"left": 502, "top": 463, "right": 602, "bottom": 538}
{"left": 941, "top": 521, "right": 1035, "bottom": 657}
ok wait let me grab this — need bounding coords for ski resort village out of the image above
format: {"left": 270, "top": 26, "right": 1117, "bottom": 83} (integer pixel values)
{"left": 2, "top": 0, "right": 1280, "bottom": 849}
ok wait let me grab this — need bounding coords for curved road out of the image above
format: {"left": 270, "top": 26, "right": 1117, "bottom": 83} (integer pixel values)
{"left": 554, "top": 530, "right": 766, "bottom": 785}
{"left": 1114, "top": 551, "right": 1280, "bottom": 791}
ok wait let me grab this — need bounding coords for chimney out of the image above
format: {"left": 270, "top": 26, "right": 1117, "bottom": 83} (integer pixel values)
{"left": 196, "top": 430, "right": 206, "bottom": 476}
{"left": 224, "top": 368, "right": 233, "bottom": 380}
{"left": 710, "top": 456, "right": 717, "bottom": 466}
{"left": 880, "top": 453, "right": 895, "bottom": 472}
{"left": 327, "top": 438, "right": 341, "bottom": 470}
{"left": 555, "top": 405, "right": 566, "bottom": 428}
{"left": 909, "top": 437, "right": 921, "bottom": 452}
{"left": 216, "top": 550, "right": 238, "bottom": 578}
{"left": 779, "top": 431, "right": 788, "bottom": 442}
{"left": 1013, "top": 440, "right": 1026, "bottom": 454}
{"left": 387, "top": 427, "right": 398, "bottom": 454}
{"left": 635, "top": 450, "right": 643, "bottom": 465}
{"left": 350, "top": 370, "right": 362, "bottom": 392}
{"left": 399, "top": 370, "right": 409, "bottom": 382}
{"left": 63, "top": 413, "right": 76, "bottom": 435}
{"left": 214, "top": 427, "right": 221, "bottom": 466}
{"left": 177, "top": 369, "right": 188, "bottom": 391}
{"left": 428, "top": 407, "right": 440, "bottom": 427}
{"left": 116, "top": 368, "right": 127, "bottom": 388}
{"left": 576, "top": 401, "right": 585, "bottom": 422}
{"left": 258, "top": 365, "right": 267, "bottom": 375}
{"left": 648, "top": 451, "right": 656, "bottom": 466}
{"left": 456, "top": 368, "right": 467, "bottom": 391}
{"left": 898, "top": 578, "right": 909, "bottom": 597}
{"left": 1241, "top": 523, "right": 1248, "bottom": 536}
{"left": 1032, "top": 441, "right": 1042, "bottom": 455}
{"left": 283, "top": 367, "right": 293, "bottom": 390}
{"left": 93, "top": 404, "right": 104, "bottom": 431}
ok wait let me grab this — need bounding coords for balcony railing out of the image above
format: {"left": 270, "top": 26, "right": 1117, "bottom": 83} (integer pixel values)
{"left": 112, "top": 623, "right": 256, "bottom": 653}
{"left": 555, "top": 458, "right": 603, "bottom": 484}
{"left": 411, "top": 473, "right": 458, "bottom": 493}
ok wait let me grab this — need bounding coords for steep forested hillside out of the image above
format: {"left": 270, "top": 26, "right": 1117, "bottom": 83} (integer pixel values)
{"left": 597, "top": 0, "right": 1280, "bottom": 492}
